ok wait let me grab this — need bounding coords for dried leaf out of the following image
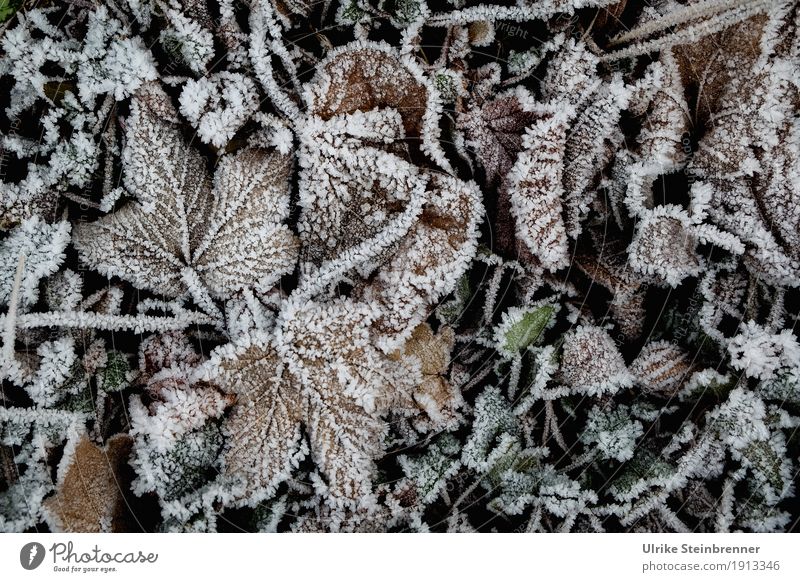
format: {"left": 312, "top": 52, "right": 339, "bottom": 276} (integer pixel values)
{"left": 576, "top": 235, "right": 646, "bottom": 338}
{"left": 506, "top": 110, "right": 571, "bottom": 270}
{"left": 211, "top": 298, "right": 415, "bottom": 507}
{"left": 629, "top": 206, "right": 701, "bottom": 287}
{"left": 688, "top": 6, "right": 800, "bottom": 286}
{"left": 357, "top": 173, "right": 482, "bottom": 351}
{"left": 305, "top": 41, "right": 429, "bottom": 141}
{"left": 631, "top": 341, "right": 693, "bottom": 398}
{"left": 297, "top": 118, "right": 425, "bottom": 266}
{"left": 459, "top": 88, "right": 539, "bottom": 186}
{"left": 560, "top": 325, "right": 633, "bottom": 395}
{"left": 217, "top": 340, "right": 302, "bottom": 503}
{"left": 43, "top": 435, "right": 132, "bottom": 532}
{"left": 389, "top": 323, "right": 462, "bottom": 431}
{"left": 74, "top": 86, "right": 298, "bottom": 300}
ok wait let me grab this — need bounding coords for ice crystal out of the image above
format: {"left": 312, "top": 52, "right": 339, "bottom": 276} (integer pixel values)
{"left": 179, "top": 73, "right": 259, "bottom": 149}
{"left": 728, "top": 322, "right": 800, "bottom": 381}
{"left": 580, "top": 405, "right": 644, "bottom": 463}
{"left": 0, "top": 217, "right": 70, "bottom": 307}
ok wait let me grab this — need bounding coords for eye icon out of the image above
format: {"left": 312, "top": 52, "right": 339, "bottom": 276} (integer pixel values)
{"left": 20, "top": 542, "right": 46, "bottom": 570}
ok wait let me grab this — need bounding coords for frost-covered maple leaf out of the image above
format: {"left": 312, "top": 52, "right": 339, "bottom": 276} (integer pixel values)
{"left": 208, "top": 298, "right": 417, "bottom": 508}
{"left": 73, "top": 84, "right": 298, "bottom": 302}
{"left": 355, "top": 172, "right": 482, "bottom": 351}
{"left": 297, "top": 41, "right": 453, "bottom": 267}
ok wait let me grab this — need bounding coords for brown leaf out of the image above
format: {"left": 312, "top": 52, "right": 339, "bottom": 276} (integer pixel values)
{"left": 595, "top": 0, "right": 629, "bottom": 31}
{"left": 357, "top": 173, "right": 482, "bottom": 351}
{"left": 673, "top": 14, "right": 766, "bottom": 125}
{"left": 44, "top": 435, "right": 133, "bottom": 532}
{"left": 389, "top": 323, "right": 463, "bottom": 431}
{"left": 218, "top": 341, "right": 302, "bottom": 502}
{"left": 631, "top": 341, "right": 694, "bottom": 398}
{"left": 560, "top": 325, "right": 633, "bottom": 395}
{"left": 576, "top": 229, "right": 650, "bottom": 338}
{"left": 459, "top": 89, "right": 539, "bottom": 186}
{"left": 506, "top": 110, "right": 571, "bottom": 270}
{"left": 213, "top": 298, "right": 416, "bottom": 507}
{"left": 74, "top": 85, "right": 298, "bottom": 299}
{"left": 687, "top": 7, "right": 800, "bottom": 286}
{"left": 629, "top": 206, "right": 701, "bottom": 287}
{"left": 307, "top": 42, "right": 429, "bottom": 140}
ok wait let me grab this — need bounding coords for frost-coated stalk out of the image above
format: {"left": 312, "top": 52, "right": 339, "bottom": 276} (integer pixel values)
{"left": 603, "top": 1, "right": 775, "bottom": 61}
{"left": 427, "top": 1, "right": 620, "bottom": 27}
{"left": 1, "top": 254, "right": 25, "bottom": 365}
{"left": 610, "top": 0, "right": 774, "bottom": 46}
{"left": 507, "top": 354, "right": 523, "bottom": 400}
{"left": 249, "top": 0, "right": 302, "bottom": 120}
{"left": 180, "top": 267, "right": 224, "bottom": 324}
{"left": 242, "top": 288, "right": 271, "bottom": 332}
{"left": 482, "top": 262, "right": 507, "bottom": 324}
{"left": 1, "top": 310, "right": 217, "bottom": 333}
{"left": 544, "top": 400, "right": 568, "bottom": 450}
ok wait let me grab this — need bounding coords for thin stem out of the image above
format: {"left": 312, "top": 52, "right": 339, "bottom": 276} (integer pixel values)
{"left": 1, "top": 311, "right": 217, "bottom": 333}
{"left": 2, "top": 254, "right": 25, "bottom": 364}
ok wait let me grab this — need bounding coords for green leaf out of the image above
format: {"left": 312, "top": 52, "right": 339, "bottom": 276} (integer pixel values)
{"left": 0, "top": 0, "right": 22, "bottom": 24}
{"left": 436, "top": 273, "right": 471, "bottom": 324}
{"left": 742, "top": 441, "right": 785, "bottom": 493}
{"left": 60, "top": 385, "right": 95, "bottom": 414}
{"left": 501, "top": 305, "right": 554, "bottom": 354}
{"left": 399, "top": 434, "right": 461, "bottom": 503}
{"left": 339, "top": 0, "right": 367, "bottom": 23}
{"left": 160, "top": 424, "right": 223, "bottom": 501}
{"left": 102, "top": 352, "right": 130, "bottom": 392}
{"left": 387, "top": 0, "right": 424, "bottom": 25}
{"left": 609, "top": 449, "right": 673, "bottom": 498}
